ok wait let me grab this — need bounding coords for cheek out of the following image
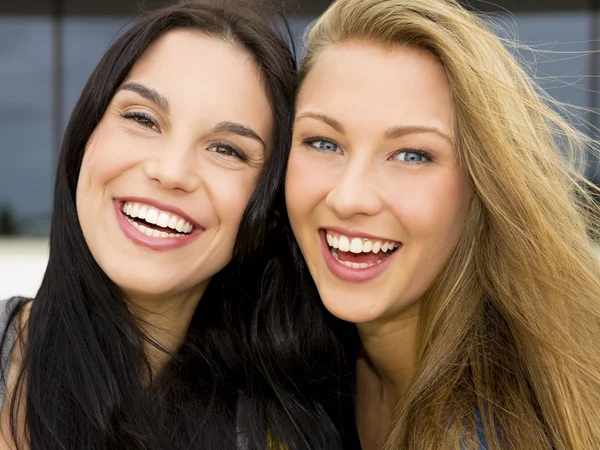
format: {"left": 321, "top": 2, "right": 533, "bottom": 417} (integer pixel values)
{"left": 77, "top": 127, "right": 139, "bottom": 200}
{"left": 390, "top": 170, "right": 470, "bottom": 236}
{"left": 206, "top": 168, "right": 259, "bottom": 231}
{"left": 285, "top": 148, "right": 329, "bottom": 230}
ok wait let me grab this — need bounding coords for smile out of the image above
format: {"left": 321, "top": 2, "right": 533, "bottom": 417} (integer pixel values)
{"left": 122, "top": 201, "right": 194, "bottom": 238}
{"left": 321, "top": 229, "right": 402, "bottom": 282}
{"left": 114, "top": 198, "right": 204, "bottom": 251}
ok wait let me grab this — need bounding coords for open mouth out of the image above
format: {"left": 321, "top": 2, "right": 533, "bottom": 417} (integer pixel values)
{"left": 120, "top": 201, "right": 195, "bottom": 238}
{"left": 323, "top": 229, "right": 401, "bottom": 270}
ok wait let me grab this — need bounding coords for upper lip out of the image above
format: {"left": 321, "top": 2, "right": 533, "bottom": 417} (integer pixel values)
{"left": 115, "top": 196, "right": 205, "bottom": 230}
{"left": 322, "top": 226, "right": 400, "bottom": 243}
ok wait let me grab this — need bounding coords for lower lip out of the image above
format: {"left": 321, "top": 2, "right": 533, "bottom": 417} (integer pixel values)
{"left": 114, "top": 202, "right": 203, "bottom": 251}
{"left": 320, "top": 231, "right": 400, "bottom": 283}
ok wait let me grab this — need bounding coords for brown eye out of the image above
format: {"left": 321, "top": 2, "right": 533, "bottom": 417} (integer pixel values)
{"left": 207, "top": 142, "right": 247, "bottom": 162}
{"left": 121, "top": 112, "right": 158, "bottom": 131}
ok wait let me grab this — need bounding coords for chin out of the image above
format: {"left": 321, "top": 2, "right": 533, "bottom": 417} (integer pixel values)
{"left": 107, "top": 270, "right": 180, "bottom": 298}
{"left": 320, "top": 292, "right": 385, "bottom": 324}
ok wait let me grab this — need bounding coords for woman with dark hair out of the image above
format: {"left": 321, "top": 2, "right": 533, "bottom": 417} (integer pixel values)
{"left": 0, "top": 0, "right": 333, "bottom": 448}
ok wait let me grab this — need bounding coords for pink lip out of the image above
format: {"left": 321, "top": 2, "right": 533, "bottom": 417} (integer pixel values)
{"left": 319, "top": 230, "right": 401, "bottom": 283}
{"left": 322, "top": 225, "right": 395, "bottom": 242}
{"left": 113, "top": 201, "right": 203, "bottom": 251}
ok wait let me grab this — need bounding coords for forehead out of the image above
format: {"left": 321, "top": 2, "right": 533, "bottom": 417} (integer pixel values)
{"left": 297, "top": 41, "right": 455, "bottom": 134}
{"left": 129, "top": 29, "right": 260, "bottom": 86}
{"left": 121, "top": 29, "right": 273, "bottom": 139}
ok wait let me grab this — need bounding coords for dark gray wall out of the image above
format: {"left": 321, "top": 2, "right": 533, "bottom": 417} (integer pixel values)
{"left": 0, "top": 0, "right": 593, "bottom": 16}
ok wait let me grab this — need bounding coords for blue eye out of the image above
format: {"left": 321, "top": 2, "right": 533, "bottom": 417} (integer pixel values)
{"left": 304, "top": 138, "right": 341, "bottom": 153}
{"left": 393, "top": 149, "right": 431, "bottom": 163}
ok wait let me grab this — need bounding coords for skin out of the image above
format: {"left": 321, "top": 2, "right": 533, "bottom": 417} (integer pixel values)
{"left": 76, "top": 29, "right": 272, "bottom": 364}
{"left": 286, "top": 41, "right": 472, "bottom": 449}
{"left": 0, "top": 29, "right": 273, "bottom": 448}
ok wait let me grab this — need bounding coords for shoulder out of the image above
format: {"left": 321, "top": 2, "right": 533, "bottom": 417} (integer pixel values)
{"left": 0, "top": 298, "right": 30, "bottom": 337}
{"left": 0, "top": 298, "right": 28, "bottom": 334}
{"left": 0, "top": 298, "right": 31, "bottom": 449}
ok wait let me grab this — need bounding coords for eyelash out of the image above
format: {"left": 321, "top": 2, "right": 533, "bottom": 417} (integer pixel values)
{"left": 392, "top": 148, "right": 434, "bottom": 164}
{"left": 121, "top": 111, "right": 158, "bottom": 130}
{"left": 302, "top": 136, "right": 434, "bottom": 164}
{"left": 207, "top": 141, "right": 248, "bottom": 162}
{"left": 301, "top": 136, "right": 342, "bottom": 153}
{"left": 121, "top": 113, "right": 248, "bottom": 162}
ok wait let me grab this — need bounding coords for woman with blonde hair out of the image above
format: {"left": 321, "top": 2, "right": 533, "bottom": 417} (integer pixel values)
{"left": 280, "top": 0, "right": 600, "bottom": 448}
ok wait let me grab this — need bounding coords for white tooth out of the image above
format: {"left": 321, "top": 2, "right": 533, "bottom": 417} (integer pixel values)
{"left": 168, "top": 215, "right": 178, "bottom": 229}
{"left": 350, "top": 238, "right": 363, "bottom": 254}
{"left": 359, "top": 263, "right": 369, "bottom": 269}
{"left": 333, "top": 236, "right": 339, "bottom": 249}
{"left": 326, "top": 234, "right": 333, "bottom": 246}
{"left": 351, "top": 262, "right": 360, "bottom": 269}
{"left": 131, "top": 203, "right": 140, "bottom": 217}
{"left": 381, "top": 242, "right": 389, "bottom": 252}
{"left": 132, "top": 221, "right": 139, "bottom": 228}
{"left": 343, "top": 261, "right": 353, "bottom": 268}
{"left": 363, "top": 240, "right": 373, "bottom": 252}
{"left": 372, "top": 241, "right": 381, "bottom": 253}
{"left": 146, "top": 208, "right": 159, "bottom": 225}
{"left": 138, "top": 205, "right": 148, "bottom": 220}
{"left": 152, "top": 229, "right": 160, "bottom": 237}
{"left": 122, "top": 203, "right": 128, "bottom": 213}
{"left": 127, "top": 203, "right": 134, "bottom": 215}
{"left": 160, "top": 231, "right": 169, "bottom": 238}
{"left": 145, "top": 228, "right": 153, "bottom": 236}
{"left": 338, "top": 236, "right": 350, "bottom": 252}
{"left": 138, "top": 224, "right": 147, "bottom": 233}
{"left": 176, "top": 218, "right": 185, "bottom": 232}
{"left": 184, "top": 223, "right": 193, "bottom": 233}
{"left": 157, "top": 212, "right": 170, "bottom": 228}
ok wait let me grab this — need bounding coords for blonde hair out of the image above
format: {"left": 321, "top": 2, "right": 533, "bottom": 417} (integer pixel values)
{"left": 300, "top": 1, "right": 600, "bottom": 449}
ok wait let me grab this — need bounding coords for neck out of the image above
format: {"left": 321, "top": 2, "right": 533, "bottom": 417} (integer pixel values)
{"left": 357, "top": 303, "right": 420, "bottom": 402}
{"left": 126, "top": 280, "right": 210, "bottom": 376}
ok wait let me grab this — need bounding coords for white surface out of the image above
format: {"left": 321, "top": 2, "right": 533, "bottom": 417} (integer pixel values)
{"left": 0, "top": 237, "right": 598, "bottom": 302}
{"left": 0, "top": 238, "right": 49, "bottom": 300}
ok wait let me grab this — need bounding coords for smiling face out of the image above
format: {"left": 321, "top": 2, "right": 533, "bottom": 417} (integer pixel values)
{"left": 286, "top": 42, "right": 472, "bottom": 325}
{"left": 76, "top": 29, "right": 273, "bottom": 303}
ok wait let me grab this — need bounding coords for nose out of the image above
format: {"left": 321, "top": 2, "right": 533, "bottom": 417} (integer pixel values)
{"left": 325, "top": 157, "right": 382, "bottom": 219}
{"left": 143, "top": 142, "right": 200, "bottom": 193}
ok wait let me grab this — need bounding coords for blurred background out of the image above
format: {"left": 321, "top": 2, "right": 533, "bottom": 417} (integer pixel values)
{"left": 0, "top": 0, "right": 598, "bottom": 298}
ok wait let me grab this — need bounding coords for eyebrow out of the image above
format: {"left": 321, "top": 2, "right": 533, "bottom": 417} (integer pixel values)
{"left": 117, "top": 82, "right": 170, "bottom": 113}
{"left": 212, "top": 121, "right": 267, "bottom": 151}
{"left": 115, "top": 85, "right": 266, "bottom": 150}
{"left": 384, "top": 125, "right": 453, "bottom": 144}
{"left": 295, "top": 111, "right": 453, "bottom": 144}
{"left": 295, "top": 112, "right": 345, "bottom": 134}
